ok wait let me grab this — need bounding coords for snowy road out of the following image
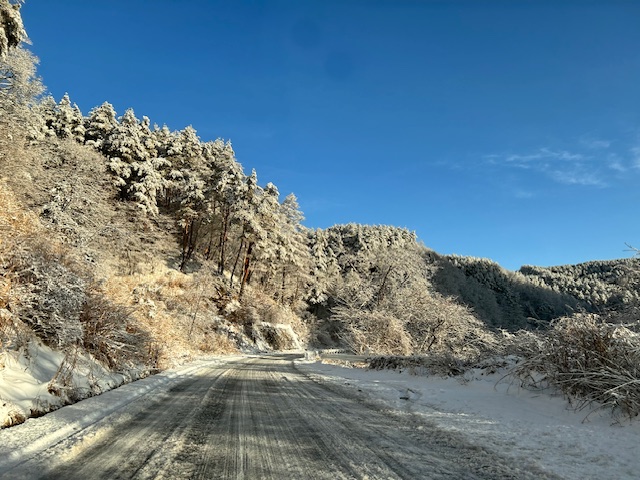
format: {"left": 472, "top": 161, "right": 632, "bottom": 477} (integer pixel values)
{"left": 1, "top": 354, "right": 559, "bottom": 479}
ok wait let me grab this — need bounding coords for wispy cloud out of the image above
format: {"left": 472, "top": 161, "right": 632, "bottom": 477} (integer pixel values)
{"left": 631, "top": 146, "right": 640, "bottom": 169}
{"left": 548, "top": 169, "right": 606, "bottom": 187}
{"left": 505, "top": 148, "right": 583, "bottom": 164}
{"left": 486, "top": 147, "right": 607, "bottom": 188}
{"left": 580, "top": 136, "right": 611, "bottom": 150}
{"left": 512, "top": 188, "right": 535, "bottom": 199}
{"left": 607, "top": 154, "right": 627, "bottom": 173}
{"left": 484, "top": 133, "right": 640, "bottom": 195}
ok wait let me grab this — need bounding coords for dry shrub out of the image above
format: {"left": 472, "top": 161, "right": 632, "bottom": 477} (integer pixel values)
{"left": 405, "top": 292, "right": 501, "bottom": 362}
{"left": 47, "top": 348, "right": 81, "bottom": 401}
{"left": 333, "top": 290, "right": 501, "bottom": 362}
{"left": 101, "top": 268, "right": 233, "bottom": 367}
{"left": 200, "top": 331, "right": 238, "bottom": 354}
{"left": 508, "top": 314, "right": 640, "bottom": 419}
{"left": 335, "top": 307, "right": 413, "bottom": 355}
{"left": 238, "top": 289, "right": 309, "bottom": 344}
{"left": 0, "top": 401, "right": 26, "bottom": 428}
{"left": 80, "top": 291, "right": 152, "bottom": 370}
{"left": 7, "top": 237, "right": 87, "bottom": 349}
{"left": 368, "top": 354, "right": 466, "bottom": 377}
{"left": 0, "top": 180, "right": 40, "bottom": 237}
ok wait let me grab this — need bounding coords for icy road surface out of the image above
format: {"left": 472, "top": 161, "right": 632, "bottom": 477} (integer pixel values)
{"left": 0, "top": 354, "right": 558, "bottom": 479}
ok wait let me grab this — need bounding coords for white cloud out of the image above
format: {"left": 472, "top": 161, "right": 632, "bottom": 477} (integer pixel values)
{"left": 580, "top": 136, "right": 611, "bottom": 150}
{"left": 486, "top": 147, "right": 605, "bottom": 189}
{"left": 503, "top": 148, "right": 584, "bottom": 167}
{"left": 631, "top": 146, "right": 640, "bottom": 169}
{"left": 549, "top": 169, "right": 606, "bottom": 187}
{"left": 607, "top": 154, "right": 627, "bottom": 173}
{"left": 485, "top": 133, "right": 640, "bottom": 193}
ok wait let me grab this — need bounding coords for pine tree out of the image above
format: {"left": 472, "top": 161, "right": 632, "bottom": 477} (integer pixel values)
{"left": 164, "top": 125, "right": 205, "bottom": 209}
{"left": 274, "top": 193, "right": 311, "bottom": 305}
{"left": 85, "top": 101, "right": 118, "bottom": 150}
{"left": 52, "top": 93, "right": 85, "bottom": 142}
{"left": 0, "top": 0, "right": 25, "bottom": 59}
{"left": 105, "top": 108, "right": 167, "bottom": 214}
{"left": 306, "top": 228, "right": 340, "bottom": 305}
{"left": 205, "top": 139, "right": 245, "bottom": 274}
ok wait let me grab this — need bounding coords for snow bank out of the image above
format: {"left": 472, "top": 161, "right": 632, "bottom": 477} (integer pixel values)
{"left": 0, "top": 339, "right": 146, "bottom": 429}
{"left": 296, "top": 359, "right": 640, "bottom": 480}
{"left": 0, "top": 356, "right": 224, "bottom": 472}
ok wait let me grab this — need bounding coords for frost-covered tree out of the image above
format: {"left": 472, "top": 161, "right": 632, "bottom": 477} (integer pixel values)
{"left": 84, "top": 101, "right": 117, "bottom": 150}
{"left": 0, "top": 45, "right": 42, "bottom": 132}
{"left": 272, "top": 193, "right": 311, "bottom": 305}
{"left": 0, "top": 0, "right": 25, "bottom": 59}
{"left": 105, "top": 108, "right": 167, "bottom": 214}
{"left": 205, "top": 140, "right": 245, "bottom": 273}
{"left": 306, "top": 228, "right": 340, "bottom": 305}
{"left": 52, "top": 93, "right": 85, "bottom": 142}
{"left": 164, "top": 125, "right": 205, "bottom": 208}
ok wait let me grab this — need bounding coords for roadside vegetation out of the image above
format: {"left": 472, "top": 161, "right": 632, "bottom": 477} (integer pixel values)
{"left": 1, "top": 0, "right": 639, "bottom": 426}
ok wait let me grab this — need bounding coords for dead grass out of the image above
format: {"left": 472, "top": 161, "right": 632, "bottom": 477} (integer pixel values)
{"left": 506, "top": 314, "right": 640, "bottom": 419}
{"left": 101, "top": 268, "right": 238, "bottom": 368}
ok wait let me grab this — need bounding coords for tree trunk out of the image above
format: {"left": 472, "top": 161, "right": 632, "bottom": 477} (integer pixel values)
{"left": 239, "top": 241, "right": 254, "bottom": 299}
{"left": 280, "top": 267, "right": 287, "bottom": 304}
{"left": 179, "top": 219, "right": 191, "bottom": 272}
{"left": 230, "top": 237, "right": 245, "bottom": 288}
{"left": 218, "top": 207, "right": 230, "bottom": 274}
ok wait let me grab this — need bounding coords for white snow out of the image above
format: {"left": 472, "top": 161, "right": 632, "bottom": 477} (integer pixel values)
{"left": 295, "top": 358, "right": 640, "bottom": 480}
{"left": 1, "top": 353, "right": 639, "bottom": 479}
{"left": 0, "top": 354, "right": 228, "bottom": 473}
{"left": 0, "top": 339, "right": 143, "bottom": 428}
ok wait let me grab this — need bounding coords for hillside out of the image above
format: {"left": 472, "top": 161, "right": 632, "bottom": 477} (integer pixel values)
{"left": 2, "top": 2, "right": 640, "bottom": 428}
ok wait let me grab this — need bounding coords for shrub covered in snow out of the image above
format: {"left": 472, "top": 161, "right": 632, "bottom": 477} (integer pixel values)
{"left": 8, "top": 240, "right": 87, "bottom": 349}
{"left": 507, "top": 314, "right": 640, "bottom": 419}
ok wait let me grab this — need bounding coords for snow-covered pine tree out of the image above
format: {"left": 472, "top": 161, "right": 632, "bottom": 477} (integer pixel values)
{"left": 172, "top": 128, "right": 211, "bottom": 271}
{"left": 230, "top": 170, "right": 262, "bottom": 294}
{"left": 306, "top": 228, "right": 340, "bottom": 305}
{"left": 250, "top": 182, "right": 284, "bottom": 292}
{"left": 52, "top": 93, "right": 84, "bottom": 142}
{"left": 84, "top": 101, "right": 118, "bottom": 150}
{"left": 165, "top": 125, "right": 205, "bottom": 209}
{"left": 105, "top": 108, "right": 167, "bottom": 214}
{"left": 204, "top": 139, "right": 246, "bottom": 274}
{"left": 0, "top": 0, "right": 25, "bottom": 59}
{"left": 273, "top": 193, "right": 312, "bottom": 305}
{"left": 31, "top": 94, "right": 57, "bottom": 138}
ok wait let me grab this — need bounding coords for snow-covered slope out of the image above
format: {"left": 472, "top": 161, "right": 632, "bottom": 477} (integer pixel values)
{"left": 296, "top": 359, "right": 640, "bottom": 480}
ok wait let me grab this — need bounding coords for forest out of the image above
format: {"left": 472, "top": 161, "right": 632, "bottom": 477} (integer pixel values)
{"left": 1, "top": 0, "right": 640, "bottom": 426}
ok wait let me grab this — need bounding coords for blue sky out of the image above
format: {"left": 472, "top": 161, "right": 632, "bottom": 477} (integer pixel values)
{"left": 21, "top": 0, "right": 640, "bottom": 270}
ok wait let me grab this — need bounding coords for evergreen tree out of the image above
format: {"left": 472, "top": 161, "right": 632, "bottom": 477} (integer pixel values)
{"left": 306, "top": 228, "right": 340, "bottom": 305}
{"left": 52, "top": 93, "right": 85, "bottom": 142}
{"left": 274, "top": 193, "right": 312, "bottom": 305}
{"left": 105, "top": 108, "right": 167, "bottom": 214}
{"left": 85, "top": 101, "right": 118, "bottom": 150}
{"left": 205, "top": 140, "right": 245, "bottom": 274}
{"left": 0, "top": 0, "right": 25, "bottom": 59}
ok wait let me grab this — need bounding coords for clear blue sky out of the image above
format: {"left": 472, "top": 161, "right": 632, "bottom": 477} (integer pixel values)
{"left": 21, "top": 0, "right": 640, "bottom": 270}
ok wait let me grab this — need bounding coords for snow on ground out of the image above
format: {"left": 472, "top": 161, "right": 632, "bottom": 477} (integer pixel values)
{"left": 2, "top": 353, "right": 639, "bottom": 479}
{"left": 295, "top": 358, "right": 640, "bottom": 480}
{"left": 0, "top": 355, "right": 230, "bottom": 473}
{"left": 0, "top": 339, "right": 148, "bottom": 428}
